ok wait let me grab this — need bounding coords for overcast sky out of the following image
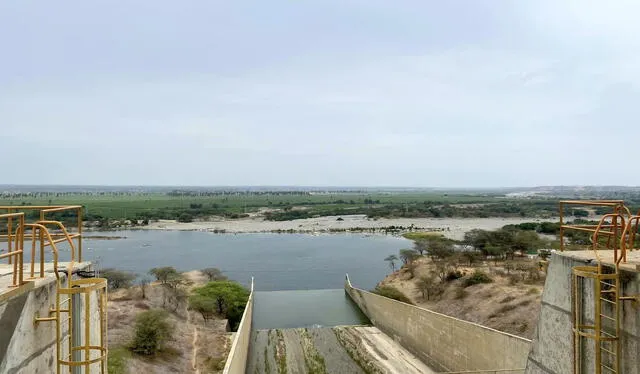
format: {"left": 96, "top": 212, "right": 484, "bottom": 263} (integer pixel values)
{"left": 1, "top": 1, "right": 639, "bottom": 187}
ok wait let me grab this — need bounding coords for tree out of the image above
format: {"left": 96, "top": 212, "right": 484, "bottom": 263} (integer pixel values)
{"left": 399, "top": 249, "right": 418, "bottom": 265}
{"left": 486, "top": 246, "right": 505, "bottom": 265}
{"left": 414, "top": 240, "right": 429, "bottom": 256}
{"left": 461, "top": 251, "right": 480, "bottom": 266}
{"left": 129, "top": 309, "right": 173, "bottom": 355}
{"left": 189, "top": 295, "right": 218, "bottom": 323}
{"left": 416, "top": 275, "right": 442, "bottom": 301}
{"left": 433, "top": 257, "right": 461, "bottom": 283}
{"left": 100, "top": 268, "right": 136, "bottom": 290}
{"left": 190, "top": 281, "right": 250, "bottom": 330}
{"left": 464, "top": 229, "right": 491, "bottom": 252}
{"left": 384, "top": 255, "right": 398, "bottom": 272}
{"left": 201, "top": 267, "right": 227, "bottom": 281}
{"left": 414, "top": 235, "right": 453, "bottom": 259}
{"left": 149, "top": 267, "right": 190, "bottom": 309}
{"left": 426, "top": 239, "right": 455, "bottom": 261}
{"left": 512, "top": 230, "right": 544, "bottom": 255}
{"left": 138, "top": 277, "right": 151, "bottom": 299}
{"left": 177, "top": 213, "right": 193, "bottom": 223}
{"left": 149, "top": 267, "right": 180, "bottom": 285}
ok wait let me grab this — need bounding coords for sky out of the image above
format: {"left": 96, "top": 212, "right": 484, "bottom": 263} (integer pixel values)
{"left": 1, "top": 1, "right": 639, "bottom": 187}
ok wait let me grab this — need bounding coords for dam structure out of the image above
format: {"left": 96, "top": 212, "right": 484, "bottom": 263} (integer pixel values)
{"left": 0, "top": 206, "right": 107, "bottom": 374}
{"left": 3, "top": 201, "right": 640, "bottom": 373}
{"left": 224, "top": 200, "right": 640, "bottom": 374}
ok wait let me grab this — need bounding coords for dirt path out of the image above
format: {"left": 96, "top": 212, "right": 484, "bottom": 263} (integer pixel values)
{"left": 183, "top": 270, "right": 206, "bottom": 374}
{"left": 187, "top": 309, "right": 200, "bottom": 374}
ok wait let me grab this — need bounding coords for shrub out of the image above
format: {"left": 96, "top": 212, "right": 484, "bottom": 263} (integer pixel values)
{"left": 130, "top": 309, "right": 173, "bottom": 355}
{"left": 177, "top": 213, "right": 193, "bottom": 223}
{"left": 445, "top": 270, "right": 464, "bottom": 282}
{"left": 201, "top": 267, "right": 227, "bottom": 281}
{"left": 100, "top": 268, "right": 136, "bottom": 290}
{"left": 462, "top": 270, "right": 493, "bottom": 288}
{"left": 108, "top": 347, "right": 130, "bottom": 374}
{"left": 190, "top": 281, "right": 250, "bottom": 330}
{"left": 527, "top": 287, "right": 540, "bottom": 295}
{"left": 372, "top": 286, "right": 413, "bottom": 304}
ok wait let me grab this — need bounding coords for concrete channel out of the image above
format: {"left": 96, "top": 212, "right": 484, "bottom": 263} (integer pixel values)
{"left": 226, "top": 277, "right": 530, "bottom": 373}
{"left": 246, "top": 326, "right": 434, "bottom": 374}
{"left": 244, "top": 288, "right": 435, "bottom": 373}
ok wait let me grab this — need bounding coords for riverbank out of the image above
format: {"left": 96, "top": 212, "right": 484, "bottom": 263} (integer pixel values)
{"left": 143, "top": 215, "right": 548, "bottom": 240}
{"left": 378, "top": 257, "right": 544, "bottom": 339}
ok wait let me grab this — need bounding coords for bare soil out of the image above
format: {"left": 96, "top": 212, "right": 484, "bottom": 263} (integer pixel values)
{"left": 107, "top": 271, "right": 232, "bottom": 373}
{"left": 379, "top": 257, "right": 544, "bottom": 339}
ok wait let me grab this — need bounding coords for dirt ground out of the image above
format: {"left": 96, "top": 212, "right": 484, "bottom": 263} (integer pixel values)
{"left": 107, "top": 271, "right": 232, "bottom": 373}
{"left": 379, "top": 257, "right": 544, "bottom": 339}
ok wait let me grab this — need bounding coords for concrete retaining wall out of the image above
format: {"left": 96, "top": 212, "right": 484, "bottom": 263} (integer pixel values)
{"left": 525, "top": 252, "right": 640, "bottom": 374}
{"left": 222, "top": 277, "right": 254, "bottom": 374}
{"left": 345, "top": 275, "right": 531, "bottom": 373}
{"left": 0, "top": 263, "right": 102, "bottom": 374}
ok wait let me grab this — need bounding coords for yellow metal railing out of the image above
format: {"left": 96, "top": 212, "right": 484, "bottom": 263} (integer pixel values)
{"left": 559, "top": 200, "right": 628, "bottom": 253}
{"left": 25, "top": 220, "right": 107, "bottom": 374}
{"left": 0, "top": 212, "right": 25, "bottom": 288}
{"left": 568, "top": 202, "right": 633, "bottom": 374}
{"left": 1, "top": 205, "right": 106, "bottom": 373}
{"left": 0, "top": 205, "right": 83, "bottom": 262}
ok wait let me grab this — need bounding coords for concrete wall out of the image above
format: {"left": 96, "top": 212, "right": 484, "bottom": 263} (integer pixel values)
{"left": 344, "top": 275, "right": 531, "bottom": 373}
{"left": 222, "top": 277, "right": 254, "bottom": 374}
{"left": 0, "top": 263, "right": 103, "bottom": 374}
{"left": 525, "top": 253, "right": 640, "bottom": 374}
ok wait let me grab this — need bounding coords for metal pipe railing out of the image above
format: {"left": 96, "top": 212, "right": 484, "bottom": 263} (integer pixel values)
{"left": 0, "top": 213, "right": 25, "bottom": 288}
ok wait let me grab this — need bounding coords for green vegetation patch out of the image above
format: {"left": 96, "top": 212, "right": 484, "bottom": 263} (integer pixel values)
{"left": 129, "top": 309, "right": 174, "bottom": 356}
{"left": 189, "top": 280, "right": 250, "bottom": 330}
{"left": 107, "top": 346, "right": 131, "bottom": 374}
{"left": 301, "top": 329, "right": 327, "bottom": 374}
{"left": 402, "top": 232, "right": 445, "bottom": 241}
{"left": 462, "top": 270, "right": 494, "bottom": 288}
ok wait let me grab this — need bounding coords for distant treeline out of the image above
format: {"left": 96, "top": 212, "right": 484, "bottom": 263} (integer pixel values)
{"left": 264, "top": 201, "right": 561, "bottom": 221}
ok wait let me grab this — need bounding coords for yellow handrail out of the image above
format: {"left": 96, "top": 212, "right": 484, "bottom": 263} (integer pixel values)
{"left": 591, "top": 213, "right": 625, "bottom": 268}
{"left": 0, "top": 213, "right": 25, "bottom": 288}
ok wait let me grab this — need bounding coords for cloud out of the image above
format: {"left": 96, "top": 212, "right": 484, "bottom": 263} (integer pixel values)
{"left": 1, "top": 1, "right": 639, "bottom": 186}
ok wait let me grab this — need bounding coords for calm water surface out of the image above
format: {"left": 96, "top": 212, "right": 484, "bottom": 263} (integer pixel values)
{"left": 252, "top": 289, "right": 370, "bottom": 329}
{"left": 63, "top": 231, "right": 409, "bottom": 291}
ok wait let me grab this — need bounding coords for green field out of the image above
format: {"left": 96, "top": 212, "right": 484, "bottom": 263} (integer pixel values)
{"left": 0, "top": 191, "right": 560, "bottom": 223}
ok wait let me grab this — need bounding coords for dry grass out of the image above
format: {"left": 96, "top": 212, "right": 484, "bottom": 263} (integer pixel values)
{"left": 107, "top": 270, "right": 233, "bottom": 373}
{"left": 381, "top": 258, "right": 544, "bottom": 339}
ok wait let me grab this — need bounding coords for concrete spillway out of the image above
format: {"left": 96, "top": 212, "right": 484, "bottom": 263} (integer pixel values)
{"left": 245, "top": 289, "right": 434, "bottom": 373}
{"left": 246, "top": 326, "right": 434, "bottom": 374}
{"left": 225, "top": 278, "right": 530, "bottom": 373}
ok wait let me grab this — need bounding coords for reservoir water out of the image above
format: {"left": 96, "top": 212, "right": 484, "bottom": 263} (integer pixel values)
{"left": 57, "top": 231, "right": 409, "bottom": 291}
{"left": 252, "top": 289, "right": 370, "bottom": 329}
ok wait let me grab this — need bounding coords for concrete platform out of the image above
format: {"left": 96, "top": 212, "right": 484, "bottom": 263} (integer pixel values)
{"left": 0, "top": 261, "right": 91, "bottom": 303}
{"left": 558, "top": 249, "right": 640, "bottom": 271}
{"left": 246, "top": 326, "right": 434, "bottom": 374}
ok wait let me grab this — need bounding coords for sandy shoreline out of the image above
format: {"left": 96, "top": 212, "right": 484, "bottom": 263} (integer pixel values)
{"left": 142, "top": 215, "right": 551, "bottom": 241}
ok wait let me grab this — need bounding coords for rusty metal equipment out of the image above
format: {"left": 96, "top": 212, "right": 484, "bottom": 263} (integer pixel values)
{"left": 566, "top": 200, "right": 640, "bottom": 374}
{"left": 559, "top": 200, "right": 628, "bottom": 253}
{"left": 1, "top": 206, "right": 107, "bottom": 373}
